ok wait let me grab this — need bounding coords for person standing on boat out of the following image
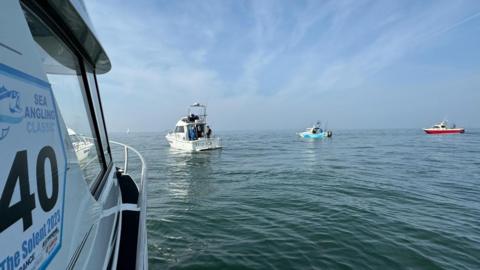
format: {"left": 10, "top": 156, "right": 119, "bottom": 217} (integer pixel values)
{"left": 206, "top": 125, "right": 212, "bottom": 138}
{"left": 196, "top": 125, "right": 203, "bottom": 138}
{"left": 186, "top": 126, "right": 191, "bottom": 141}
{"left": 189, "top": 125, "right": 197, "bottom": 140}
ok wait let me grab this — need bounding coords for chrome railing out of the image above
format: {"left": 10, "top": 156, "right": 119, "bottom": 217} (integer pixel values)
{"left": 109, "top": 140, "right": 148, "bottom": 270}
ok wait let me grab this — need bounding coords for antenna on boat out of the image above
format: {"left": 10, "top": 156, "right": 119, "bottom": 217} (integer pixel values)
{"left": 202, "top": 103, "right": 207, "bottom": 122}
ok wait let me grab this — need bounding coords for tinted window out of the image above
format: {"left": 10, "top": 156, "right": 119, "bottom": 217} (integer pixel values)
{"left": 175, "top": 126, "right": 184, "bottom": 133}
{"left": 85, "top": 70, "right": 111, "bottom": 164}
{"left": 24, "top": 9, "right": 104, "bottom": 188}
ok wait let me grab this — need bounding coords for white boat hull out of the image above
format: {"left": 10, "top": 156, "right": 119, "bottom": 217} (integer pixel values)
{"left": 75, "top": 142, "right": 93, "bottom": 162}
{"left": 166, "top": 134, "right": 221, "bottom": 151}
{"left": 0, "top": 2, "right": 148, "bottom": 269}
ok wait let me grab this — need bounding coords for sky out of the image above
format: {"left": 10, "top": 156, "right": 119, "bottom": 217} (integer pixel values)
{"left": 84, "top": 0, "right": 480, "bottom": 132}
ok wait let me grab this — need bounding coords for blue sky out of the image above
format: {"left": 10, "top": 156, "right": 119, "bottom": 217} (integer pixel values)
{"left": 85, "top": 0, "right": 480, "bottom": 131}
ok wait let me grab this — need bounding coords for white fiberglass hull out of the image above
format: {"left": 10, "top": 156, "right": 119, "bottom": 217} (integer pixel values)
{"left": 166, "top": 134, "right": 221, "bottom": 151}
{"left": 74, "top": 142, "right": 93, "bottom": 162}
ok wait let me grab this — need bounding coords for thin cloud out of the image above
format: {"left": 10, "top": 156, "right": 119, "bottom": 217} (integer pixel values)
{"left": 84, "top": 0, "right": 480, "bottom": 131}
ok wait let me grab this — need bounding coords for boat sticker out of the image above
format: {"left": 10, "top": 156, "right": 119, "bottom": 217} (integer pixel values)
{"left": 0, "top": 63, "right": 66, "bottom": 270}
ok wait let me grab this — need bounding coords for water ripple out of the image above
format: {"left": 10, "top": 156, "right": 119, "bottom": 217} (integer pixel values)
{"left": 111, "top": 129, "right": 480, "bottom": 269}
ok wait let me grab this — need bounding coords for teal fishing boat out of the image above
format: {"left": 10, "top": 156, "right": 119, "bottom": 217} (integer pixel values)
{"left": 298, "top": 122, "right": 332, "bottom": 139}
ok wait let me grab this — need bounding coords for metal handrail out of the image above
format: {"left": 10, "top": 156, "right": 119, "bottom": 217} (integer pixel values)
{"left": 109, "top": 140, "right": 148, "bottom": 270}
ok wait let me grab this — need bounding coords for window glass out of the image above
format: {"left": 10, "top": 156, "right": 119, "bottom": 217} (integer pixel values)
{"left": 85, "top": 70, "right": 111, "bottom": 164}
{"left": 23, "top": 9, "right": 104, "bottom": 187}
{"left": 175, "top": 126, "right": 185, "bottom": 133}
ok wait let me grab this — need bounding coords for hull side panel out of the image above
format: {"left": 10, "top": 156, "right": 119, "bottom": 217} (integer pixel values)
{"left": 424, "top": 129, "right": 465, "bottom": 134}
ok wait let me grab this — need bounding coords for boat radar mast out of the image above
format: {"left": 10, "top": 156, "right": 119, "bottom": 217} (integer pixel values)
{"left": 188, "top": 102, "right": 207, "bottom": 122}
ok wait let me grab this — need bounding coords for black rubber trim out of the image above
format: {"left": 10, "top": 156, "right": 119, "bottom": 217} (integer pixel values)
{"left": 116, "top": 172, "right": 140, "bottom": 270}
{"left": 117, "top": 172, "right": 139, "bottom": 204}
{"left": 117, "top": 211, "right": 139, "bottom": 270}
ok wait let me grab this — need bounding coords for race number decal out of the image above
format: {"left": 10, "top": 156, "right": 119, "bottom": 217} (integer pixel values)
{"left": 0, "top": 63, "right": 66, "bottom": 270}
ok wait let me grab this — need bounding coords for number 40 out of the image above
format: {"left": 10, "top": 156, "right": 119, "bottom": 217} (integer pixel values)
{"left": 0, "top": 146, "right": 59, "bottom": 233}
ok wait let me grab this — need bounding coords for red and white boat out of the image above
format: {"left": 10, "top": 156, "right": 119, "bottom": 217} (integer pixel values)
{"left": 424, "top": 121, "right": 465, "bottom": 134}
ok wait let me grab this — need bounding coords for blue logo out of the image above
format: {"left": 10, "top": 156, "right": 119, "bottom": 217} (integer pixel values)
{"left": 0, "top": 85, "right": 23, "bottom": 140}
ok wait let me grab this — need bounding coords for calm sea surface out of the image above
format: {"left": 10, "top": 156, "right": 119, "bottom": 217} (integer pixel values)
{"left": 111, "top": 129, "right": 480, "bottom": 270}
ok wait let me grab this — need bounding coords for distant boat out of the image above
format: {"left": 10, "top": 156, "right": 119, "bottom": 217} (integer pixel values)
{"left": 298, "top": 121, "right": 332, "bottom": 139}
{"left": 165, "top": 103, "right": 221, "bottom": 151}
{"left": 424, "top": 121, "right": 464, "bottom": 134}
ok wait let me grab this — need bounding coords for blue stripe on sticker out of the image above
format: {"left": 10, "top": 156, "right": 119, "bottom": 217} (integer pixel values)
{"left": 0, "top": 114, "right": 23, "bottom": 124}
{"left": 0, "top": 62, "right": 50, "bottom": 89}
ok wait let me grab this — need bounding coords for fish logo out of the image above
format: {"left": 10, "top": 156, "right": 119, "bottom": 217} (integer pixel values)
{"left": 0, "top": 85, "right": 23, "bottom": 140}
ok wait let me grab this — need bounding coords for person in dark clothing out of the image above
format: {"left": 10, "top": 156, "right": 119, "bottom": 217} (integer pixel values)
{"left": 206, "top": 126, "right": 212, "bottom": 138}
{"left": 196, "top": 125, "right": 203, "bottom": 138}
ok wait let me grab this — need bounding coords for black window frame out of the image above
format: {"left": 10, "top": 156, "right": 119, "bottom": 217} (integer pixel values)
{"left": 21, "top": 1, "right": 113, "bottom": 198}
{"left": 84, "top": 63, "right": 112, "bottom": 164}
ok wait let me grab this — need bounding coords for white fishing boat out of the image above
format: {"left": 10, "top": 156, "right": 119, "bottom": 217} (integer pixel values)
{"left": 166, "top": 103, "right": 221, "bottom": 151}
{"left": 1, "top": 1, "right": 147, "bottom": 270}
{"left": 68, "top": 128, "right": 94, "bottom": 162}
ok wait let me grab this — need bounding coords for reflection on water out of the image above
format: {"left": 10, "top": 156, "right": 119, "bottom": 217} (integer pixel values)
{"left": 299, "top": 136, "right": 330, "bottom": 165}
{"left": 165, "top": 149, "right": 222, "bottom": 200}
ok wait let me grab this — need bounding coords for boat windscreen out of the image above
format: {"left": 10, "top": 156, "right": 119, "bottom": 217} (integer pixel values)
{"left": 175, "top": 126, "right": 185, "bottom": 133}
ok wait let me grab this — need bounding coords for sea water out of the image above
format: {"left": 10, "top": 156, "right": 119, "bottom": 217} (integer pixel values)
{"left": 111, "top": 129, "right": 480, "bottom": 269}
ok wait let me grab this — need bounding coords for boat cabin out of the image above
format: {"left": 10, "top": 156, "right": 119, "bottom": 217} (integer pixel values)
{"left": 174, "top": 118, "right": 209, "bottom": 140}
{"left": 173, "top": 103, "right": 211, "bottom": 140}
{"left": 307, "top": 127, "right": 323, "bottom": 134}
{"left": 306, "top": 122, "right": 323, "bottom": 134}
{"left": 432, "top": 121, "right": 448, "bottom": 129}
